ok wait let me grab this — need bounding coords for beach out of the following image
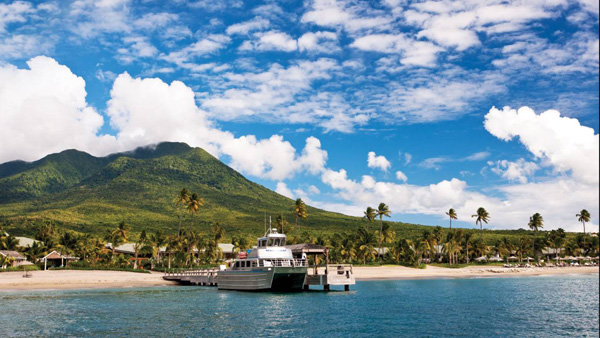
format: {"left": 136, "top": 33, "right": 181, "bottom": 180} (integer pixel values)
{"left": 1, "top": 266, "right": 597, "bottom": 291}
{"left": 352, "top": 265, "right": 599, "bottom": 280}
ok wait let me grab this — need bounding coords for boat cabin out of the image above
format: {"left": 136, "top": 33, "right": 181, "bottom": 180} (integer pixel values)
{"left": 230, "top": 229, "right": 306, "bottom": 270}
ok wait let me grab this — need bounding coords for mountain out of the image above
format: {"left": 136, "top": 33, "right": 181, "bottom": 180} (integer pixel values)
{"left": 1, "top": 142, "right": 425, "bottom": 237}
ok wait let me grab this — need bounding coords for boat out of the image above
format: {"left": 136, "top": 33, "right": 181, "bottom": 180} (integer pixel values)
{"left": 217, "top": 228, "right": 307, "bottom": 291}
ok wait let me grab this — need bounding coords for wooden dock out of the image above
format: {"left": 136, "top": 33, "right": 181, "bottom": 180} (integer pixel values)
{"left": 305, "top": 264, "right": 355, "bottom": 291}
{"left": 163, "top": 264, "right": 355, "bottom": 291}
{"left": 163, "top": 269, "right": 219, "bottom": 286}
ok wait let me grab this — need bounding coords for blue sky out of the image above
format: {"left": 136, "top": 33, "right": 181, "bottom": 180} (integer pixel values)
{"left": 0, "top": 0, "right": 598, "bottom": 231}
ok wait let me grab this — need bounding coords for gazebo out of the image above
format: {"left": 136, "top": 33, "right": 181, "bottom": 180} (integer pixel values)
{"left": 39, "top": 251, "right": 79, "bottom": 270}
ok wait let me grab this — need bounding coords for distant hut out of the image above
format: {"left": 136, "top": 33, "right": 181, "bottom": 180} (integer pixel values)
{"left": 0, "top": 250, "right": 28, "bottom": 268}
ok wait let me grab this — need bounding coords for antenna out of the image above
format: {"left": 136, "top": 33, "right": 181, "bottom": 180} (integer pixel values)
{"left": 264, "top": 212, "right": 266, "bottom": 236}
{"left": 269, "top": 216, "right": 272, "bottom": 234}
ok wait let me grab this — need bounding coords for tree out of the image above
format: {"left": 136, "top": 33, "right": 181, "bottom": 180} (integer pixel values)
{"left": 576, "top": 209, "right": 591, "bottom": 234}
{"left": 148, "top": 230, "right": 166, "bottom": 267}
{"left": 472, "top": 207, "right": 490, "bottom": 235}
{"left": 0, "top": 232, "right": 19, "bottom": 250}
{"left": 211, "top": 223, "right": 226, "bottom": 262}
{"left": 133, "top": 230, "right": 148, "bottom": 269}
{"left": 549, "top": 229, "right": 566, "bottom": 261}
{"left": 105, "top": 221, "right": 129, "bottom": 257}
{"left": 355, "top": 226, "right": 375, "bottom": 264}
{"left": 445, "top": 208, "right": 457, "bottom": 230}
{"left": 463, "top": 231, "right": 474, "bottom": 264}
{"left": 528, "top": 213, "right": 543, "bottom": 260}
{"left": 186, "top": 193, "right": 204, "bottom": 232}
{"left": 376, "top": 203, "right": 391, "bottom": 258}
{"left": 175, "top": 188, "right": 190, "bottom": 236}
{"left": 275, "top": 214, "right": 290, "bottom": 234}
{"left": 292, "top": 198, "right": 308, "bottom": 227}
{"left": 363, "top": 206, "right": 376, "bottom": 223}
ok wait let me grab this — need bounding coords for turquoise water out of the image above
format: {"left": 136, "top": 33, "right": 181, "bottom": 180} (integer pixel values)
{"left": 1, "top": 275, "right": 598, "bottom": 337}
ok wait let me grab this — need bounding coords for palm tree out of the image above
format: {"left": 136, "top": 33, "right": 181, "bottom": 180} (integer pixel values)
{"left": 293, "top": 198, "right": 308, "bottom": 227}
{"left": 211, "top": 223, "right": 226, "bottom": 262}
{"left": 105, "top": 221, "right": 129, "bottom": 257}
{"left": 472, "top": 207, "right": 490, "bottom": 235}
{"left": 363, "top": 206, "right": 376, "bottom": 222}
{"left": 576, "top": 209, "right": 590, "bottom": 234}
{"left": 376, "top": 203, "right": 391, "bottom": 258}
{"left": 133, "top": 230, "right": 148, "bottom": 269}
{"left": 175, "top": 188, "right": 190, "bottom": 236}
{"left": 463, "top": 231, "right": 474, "bottom": 264}
{"left": 148, "top": 230, "right": 166, "bottom": 268}
{"left": 186, "top": 193, "right": 204, "bottom": 232}
{"left": 446, "top": 208, "right": 457, "bottom": 230}
{"left": 276, "top": 214, "right": 289, "bottom": 234}
{"left": 355, "top": 226, "right": 375, "bottom": 264}
{"left": 528, "top": 213, "right": 543, "bottom": 260}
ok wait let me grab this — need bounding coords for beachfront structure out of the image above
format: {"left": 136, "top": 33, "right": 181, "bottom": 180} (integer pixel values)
{"left": 38, "top": 251, "right": 79, "bottom": 270}
{"left": 0, "top": 250, "right": 28, "bottom": 268}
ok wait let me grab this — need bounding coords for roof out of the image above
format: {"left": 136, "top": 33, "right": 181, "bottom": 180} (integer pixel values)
{"left": 15, "top": 236, "right": 40, "bottom": 248}
{"left": 0, "top": 250, "right": 26, "bottom": 260}
{"left": 286, "top": 243, "right": 327, "bottom": 254}
{"left": 218, "top": 243, "right": 234, "bottom": 253}
{"left": 39, "top": 250, "right": 79, "bottom": 261}
{"left": 541, "top": 247, "right": 564, "bottom": 255}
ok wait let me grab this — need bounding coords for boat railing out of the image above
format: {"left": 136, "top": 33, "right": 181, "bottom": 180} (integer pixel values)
{"left": 258, "top": 259, "right": 307, "bottom": 267}
{"left": 164, "top": 268, "right": 219, "bottom": 277}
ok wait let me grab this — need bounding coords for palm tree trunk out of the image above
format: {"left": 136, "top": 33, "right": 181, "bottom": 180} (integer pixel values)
{"left": 378, "top": 218, "right": 383, "bottom": 259}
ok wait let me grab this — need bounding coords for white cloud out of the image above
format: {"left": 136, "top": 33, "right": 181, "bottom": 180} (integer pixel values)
{"left": 0, "top": 56, "right": 114, "bottom": 163}
{"left": 301, "top": 0, "right": 393, "bottom": 33}
{"left": 201, "top": 58, "right": 340, "bottom": 122}
{"left": 489, "top": 158, "right": 539, "bottom": 184}
{"left": 0, "top": 1, "right": 34, "bottom": 32}
{"left": 485, "top": 106, "right": 599, "bottom": 184}
{"left": 0, "top": 34, "right": 52, "bottom": 59}
{"left": 351, "top": 34, "right": 443, "bottom": 67}
{"left": 308, "top": 185, "right": 321, "bottom": 195}
{"left": 367, "top": 151, "right": 391, "bottom": 171}
{"left": 420, "top": 151, "right": 491, "bottom": 170}
{"left": 162, "top": 35, "right": 231, "bottom": 71}
{"left": 395, "top": 170, "right": 408, "bottom": 182}
{"left": 239, "top": 30, "right": 298, "bottom": 52}
{"left": 226, "top": 17, "right": 270, "bottom": 35}
{"left": 275, "top": 182, "right": 294, "bottom": 199}
{"left": 298, "top": 31, "right": 340, "bottom": 54}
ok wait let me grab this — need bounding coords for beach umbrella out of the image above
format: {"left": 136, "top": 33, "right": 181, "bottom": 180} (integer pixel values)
{"left": 585, "top": 256, "right": 592, "bottom": 260}
{"left": 489, "top": 256, "right": 503, "bottom": 262}
{"left": 552, "top": 257, "right": 561, "bottom": 260}
{"left": 474, "top": 256, "right": 487, "bottom": 262}
{"left": 576, "top": 256, "right": 586, "bottom": 261}
{"left": 524, "top": 257, "right": 534, "bottom": 261}
{"left": 508, "top": 256, "right": 518, "bottom": 261}
{"left": 564, "top": 256, "right": 576, "bottom": 260}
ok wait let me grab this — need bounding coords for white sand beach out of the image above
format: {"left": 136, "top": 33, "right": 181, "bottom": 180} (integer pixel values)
{"left": 353, "top": 265, "right": 599, "bottom": 280}
{"left": 1, "top": 266, "right": 597, "bottom": 291}
{"left": 0, "top": 270, "right": 177, "bottom": 291}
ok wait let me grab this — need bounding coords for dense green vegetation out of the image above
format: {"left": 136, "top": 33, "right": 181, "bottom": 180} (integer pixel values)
{"left": 1, "top": 142, "right": 597, "bottom": 270}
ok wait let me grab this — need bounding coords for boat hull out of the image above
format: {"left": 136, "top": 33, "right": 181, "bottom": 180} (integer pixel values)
{"left": 217, "top": 266, "right": 307, "bottom": 291}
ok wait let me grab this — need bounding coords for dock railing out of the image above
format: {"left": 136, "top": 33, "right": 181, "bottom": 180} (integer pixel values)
{"left": 164, "top": 268, "right": 219, "bottom": 278}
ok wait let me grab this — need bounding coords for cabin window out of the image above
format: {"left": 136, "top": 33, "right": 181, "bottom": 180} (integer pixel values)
{"left": 273, "top": 238, "right": 280, "bottom": 246}
{"left": 267, "top": 238, "right": 273, "bottom": 246}
{"left": 280, "top": 239, "right": 286, "bottom": 246}
{"left": 251, "top": 261, "right": 257, "bottom": 267}
{"left": 235, "top": 261, "right": 240, "bottom": 268}
{"left": 259, "top": 240, "right": 266, "bottom": 247}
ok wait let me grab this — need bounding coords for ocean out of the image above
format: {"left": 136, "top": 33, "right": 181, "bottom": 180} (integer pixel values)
{"left": 1, "top": 275, "right": 598, "bottom": 337}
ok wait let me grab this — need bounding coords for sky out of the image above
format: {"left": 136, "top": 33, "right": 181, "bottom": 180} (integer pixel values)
{"left": 0, "top": 0, "right": 598, "bottom": 232}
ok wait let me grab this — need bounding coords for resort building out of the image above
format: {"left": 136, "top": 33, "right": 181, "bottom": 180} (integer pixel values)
{"left": 0, "top": 250, "right": 28, "bottom": 268}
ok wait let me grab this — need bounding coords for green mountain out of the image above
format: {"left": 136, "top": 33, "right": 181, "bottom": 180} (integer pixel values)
{"left": 1, "top": 142, "right": 427, "bottom": 238}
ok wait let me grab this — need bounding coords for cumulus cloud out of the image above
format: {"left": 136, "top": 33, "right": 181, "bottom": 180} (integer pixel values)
{"left": 0, "top": 56, "right": 115, "bottom": 163}
{"left": 485, "top": 106, "right": 599, "bottom": 184}
{"left": 298, "top": 31, "right": 340, "bottom": 54}
{"left": 239, "top": 30, "right": 298, "bottom": 52}
{"left": 420, "top": 151, "right": 491, "bottom": 170}
{"left": 489, "top": 158, "right": 539, "bottom": 184}
{"left": 367, "top": 151, "right": 391, "bottom": 171}
{"left": 226, "top": 17, "right": 270, "bottom": 35}
{"left": 351, "top": 34, "right": 443, "bottom": 67}
{"left": 275, "top": 182, "right": 294, "bottom": 199}
{"left": 395, "top": 170, "right": 408, "bottom": 182}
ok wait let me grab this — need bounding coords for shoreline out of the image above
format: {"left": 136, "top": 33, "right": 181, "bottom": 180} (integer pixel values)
{"left": 352, "top": 265, "right": 599, "bottom": 281}
{"left": 1, "top": 266, "right": 597, "bottom": 292}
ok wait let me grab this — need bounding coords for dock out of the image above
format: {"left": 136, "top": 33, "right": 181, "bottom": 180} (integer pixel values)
{"left": 163, "top": 264, "right": 355, "bottom": 291}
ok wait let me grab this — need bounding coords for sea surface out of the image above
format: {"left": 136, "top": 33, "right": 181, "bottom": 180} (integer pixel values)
{"left": 1, "top": 274, "right": 598, "bottom": 337}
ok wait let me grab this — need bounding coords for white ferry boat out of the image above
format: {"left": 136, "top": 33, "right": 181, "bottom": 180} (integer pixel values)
{"left": 217, "top": 228, "right": 307, "bottom": 291}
